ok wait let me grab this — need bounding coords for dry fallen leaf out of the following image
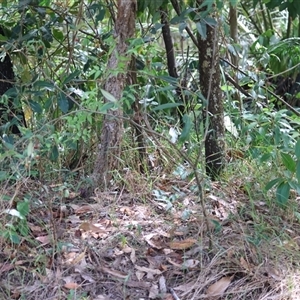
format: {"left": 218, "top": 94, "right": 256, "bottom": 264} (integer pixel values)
{"left": 174, "top": 280, "right": 197, "bottom": 292}
{"left": 149, "top": 283, "right": 159, "bottom": 299}
{"left": 206, "top": 276, "right": 233, "bottom": 297}
{"left": 79, "top": 222, "right": 106, "bottom": 233}
{"left": 35, "top": 235, "right": 51, "bottom": 245}
{"left": 181, "top": 259, "right": 200, "bottom": 269}
{"left": 240, "top": 257, "right": 251, "bottom": 272}
{"left": 64, "top": 282, "right": 80, "bottom": 289}
{"left": 135, "top": 265, "right": 162, "bottom": 280}
{"left": 168, "top": 238, "right": 197, "bottom": 250}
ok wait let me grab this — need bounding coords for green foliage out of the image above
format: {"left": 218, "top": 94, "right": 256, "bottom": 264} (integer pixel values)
{"left": 1, "top": 198, "right": 30, "bottom": 244}
{"left": 265, "top": 139, "right": 300, "bottom": 208}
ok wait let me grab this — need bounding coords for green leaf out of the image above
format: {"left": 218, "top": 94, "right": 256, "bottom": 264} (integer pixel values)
{"left": 276, "top": 181, "right": 290, "bottom": 207}
{"left": 33, "top": 80, "right": 55, "bottom": 91}
{"left": 28, "top": 100, "right": 43, "bottom": 113}
{"left": 9, "top": 232, "right": 20, "bottom": 244}
{"left": 203, "top": 17, "right": 217, "bottom": 26}
{"left": 288, "top": 180, "right": 300, "bottom": 195}
{"left": 152, "top": 102, "right": 183, "bottom": 111}
{"left": 0, "top": 171, "right": 8, "bottom": 182}
{"left": 101, "top": 89, "right": 117, "bottom": 102}
{"left": 295, "top": 139, "right": 300, "bottom": 159}
{"left": 179, "top": 114, "right": 192, "bottom": 142}
{"left": 280, "top": 152, "right": 296, "bottom": 173}
{"left": 296, "top": 160, "right": 300, "bottom": 183}
{"left": 0, "top": 34, "right": 7, "bottom": 41}
{"left": 158, "top": 75, "right": 178, "bottom": 85}
{"left": 4, "top": 208, "right": 24, "bottom": 219}
{"left": 196, "top": 21, "right": 207, "bottom": 40}
{"left": 58, "top": 93, "right": 69, "bottom": 113}
{"left": 49, "top": 145, "right": 59, "bottom": 162}
{"left": 17, "top": 201, "right": 29, "bottom": 217}
{"left": 170, "top": 15, "right": 186, "bottom": 25}
{"left": 265, "top": 177, "right": 282, "bottom": 191}
{"left": 99, "top": 102, "right": 115, "bottom": 113}
{"left": 62, "top": 70, "right": 81, "bottom": 85}
{"left": 52, "top": 28, "right": 64, "bottom": 41}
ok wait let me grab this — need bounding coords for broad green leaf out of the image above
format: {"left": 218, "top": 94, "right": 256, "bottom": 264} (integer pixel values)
{"left": 96, "top": 7, "right": 106, "bottom": 23}
{"left": 265, "top": 177, "right": 282, "bottom": 191}
{"left": 170, "top": 15, "right": 186, "bottom": 25}
{"left": 204, "top": 17, "right": 217, "bottom": 26}
{"left": 288, "top": 180, "right": 300, "bottom": 195}
{"left": 297, "top": 160, "right": 300, "bottom": 183}
{"left": 0, "top": 171, "right": 8, "bottom": 182}
{"left": 280, "top": 152, "right": 296, "bottom": 173}
{"left": 50, "top": 145, "right": 59, "bottom": 162}
{"left": 152, "top": 102, "right": 183, "bottom": 111}
{"left": 101, "top": 89, "right": 117, "bottom": 103}
{"left": 58, "top": 93, "right": 69, "bottom": 113}
{"left": 179, "top": 114, "right": 192, "bottom": 142}
{"left": 196, "top": 21, "right": 207, "bottom": 40}
{"left": 99, "top": 102, "right": 115, "bottom": 113}
{"left": 8, "top": 232, "right": 20, "bottom": 244}
{"left": 52, "top": 28, "right": 64, "bottom": 41}
{"left": 17, "top": 201, "right": 29, "bottom": 217}
{"left": 158, "top": 76, "right": 178, "bottom": 85}
{"left": 295, "top": 139, "right": 300, "bottom": 159}
{"left": 28, "top": 100, "right": 43, "bottom": 113}
{"left": 4, "top": 209, "right": 24, "bottom": 219}
{"left": 276, "top": 181, "right": 290, "bottom": 207}
{"left": 0, "top": 34, "right": 7, "bottom": 41}
{"left": 33, "top": 80, "right": 55, "bottom": 91}
{"left": 63, "top": 70, "right": 81, "bottom": 85}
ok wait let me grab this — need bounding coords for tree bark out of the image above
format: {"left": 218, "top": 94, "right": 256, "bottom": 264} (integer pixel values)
{"left": 92, "top": 0, "right": 137, "bottom": 189}
{"left": 197, "top": 2, "right": 225, "bottom": 179}
{"left": 0, "top": 26, "right": 26, "bottom": 134}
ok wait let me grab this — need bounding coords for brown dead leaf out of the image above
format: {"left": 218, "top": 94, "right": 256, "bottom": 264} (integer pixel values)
{"left": 168, "top": 238, "right": 197, "bottom": 250}
{"left": 64, "top": 282, "right": 80, "bottom": 289}
{"left": 149, "top": 284, "right": 159, "bottom": 299}
{"left": 99, "top": 266, "right": 128, "bottom": 279}
{"left": 35, "top": 235, "right": 51, "bottom": 245}
{"left": 135, "top": 265, "right": 162, "bottom": 280}
{"left": 0, "top": 263, "right": 14, "bottom": 272}
{"left": 130, "top": 248, "right": 136, "bottom": 264}
{"left": 181, "top": 259, "right": 200, "bottom": 269}
{"left": 174, "top": 280, "right": 197, "bottom": 292}
{"left": 144, "top": 233, "right": 164, "bottom": 249}
{"left": 240, "top": 257, "right": 251, "bottom": 272}
{"left": 69, "top": 251, "right": 86, "bottom": 266}
{"left": 79, "top": 222, "right": 106, "bottom": 233}
{"left": 136, "top": 270, "right": 145, "bottom": 281}
{"left": 66, "top": 191, "right": 80, "bottom": 199}
{"left": 75, "top": 205, "right": 94, "bottom": 214}
{"left": 265, "top": 265, "right": 281, "bottom": 280}
{"left": 120, "top": 206, "right": 134, "bottom": 216}
{"left": 206, "top": 276, "right": 233, "bottom": 297}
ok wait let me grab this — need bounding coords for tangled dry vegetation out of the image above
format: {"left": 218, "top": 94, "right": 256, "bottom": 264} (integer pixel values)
{"left": 1, "top": 166, "right": 300, "bottom": 300}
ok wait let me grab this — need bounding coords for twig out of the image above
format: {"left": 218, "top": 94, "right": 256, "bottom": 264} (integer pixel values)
{"left": 169, "top": 288, "right": 181, "bottom": 300}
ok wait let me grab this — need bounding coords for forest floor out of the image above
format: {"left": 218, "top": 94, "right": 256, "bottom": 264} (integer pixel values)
{"left": 1, "top": 167, "right": 300, "bottom": 300}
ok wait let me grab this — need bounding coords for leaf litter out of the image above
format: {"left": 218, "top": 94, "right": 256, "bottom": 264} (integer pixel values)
{"left": 1, "top": 176, "right": 300, "bottom": 299}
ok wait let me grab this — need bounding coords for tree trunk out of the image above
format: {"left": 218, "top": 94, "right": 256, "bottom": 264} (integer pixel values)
{"left": 92, "top": 0, "right": 137, "bottom": 189}
{"left": 0, "top": 26, "right": 26, "bottom": 134}
{"left": 197, "top": 2, "right": 225, "bottom": 179}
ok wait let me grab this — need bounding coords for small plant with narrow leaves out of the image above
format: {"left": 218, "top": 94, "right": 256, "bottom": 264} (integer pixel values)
{"left": 265, "top": 140, "right": 300, "bottom": 207}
